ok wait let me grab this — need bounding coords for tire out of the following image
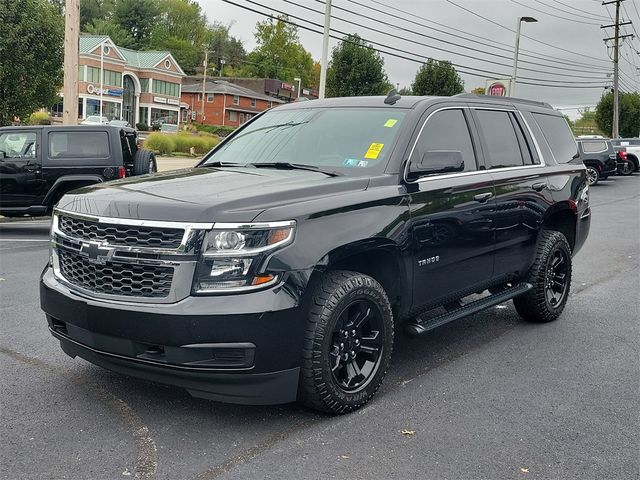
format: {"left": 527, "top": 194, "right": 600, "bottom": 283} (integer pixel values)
{"left": 514, "top": 230, "right": 572, "bottom": 323}
{"left": 133, "top": 149, "right": 157, "bottom": 176}
{"left": 585, "top": 166, "right": 599, "bottom": 186}
{"left": 299, "top": 270, "right": 394, "bottom": 414}
{"left": 618, "top": 161, "right": 634, "bottom": 176}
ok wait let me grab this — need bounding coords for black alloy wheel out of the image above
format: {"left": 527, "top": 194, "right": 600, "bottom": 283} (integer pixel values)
{"left": 586, "top": 166, "right": 599, "bottom": 186}
{"left": 544, "top": 246, "right": 569, "bottom": 309}
{"left": 329, "top": 299, "right": 384, "bottom": 393}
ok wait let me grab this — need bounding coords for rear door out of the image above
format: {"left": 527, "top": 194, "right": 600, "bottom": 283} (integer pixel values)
{"left": 470, "top": 107, "right": 553, "bottom": 280}
{"left": 0, "top": 129, "right": 44, "bottom": 207}
{"left": 407, "top": 106, "right": 496, "bottom": 308}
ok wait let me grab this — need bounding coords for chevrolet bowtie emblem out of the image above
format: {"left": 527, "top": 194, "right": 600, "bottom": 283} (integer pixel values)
{"left": 79, "top": 242, "right": 113, "bottom": 264}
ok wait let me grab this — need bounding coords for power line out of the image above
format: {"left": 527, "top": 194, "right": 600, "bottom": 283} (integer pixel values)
{"left": 551, "top": 0, "right": 612, "bottom": 20}
{"left": 513, "top": 0, "right": 604, "bottom": 25}
{"left": 318, "top": 0, "right": 613, "bottom": 78}
{"left": 444, "top": 0, "right": 612, "bottom": 64}
{"left": 284, "top": 0, "right": 611, "bottom": 81}
{"left": 222, "top": 0, "right": 610, "bottom": 89}
{"left": 354, "top": 0, "right": 613, "bottom": 72}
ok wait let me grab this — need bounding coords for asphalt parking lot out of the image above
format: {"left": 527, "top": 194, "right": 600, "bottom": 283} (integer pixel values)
{"left": 1, "top": 175, "right": 638, "bottom": 480}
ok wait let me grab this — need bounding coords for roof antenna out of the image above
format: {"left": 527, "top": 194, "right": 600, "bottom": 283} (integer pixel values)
{"left": 384, "top": 88, "right": 401, "bottom": 105}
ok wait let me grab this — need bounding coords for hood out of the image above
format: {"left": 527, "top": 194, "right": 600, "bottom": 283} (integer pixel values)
{"left": 57, "top": 167, "right": 370, "bottom": 223}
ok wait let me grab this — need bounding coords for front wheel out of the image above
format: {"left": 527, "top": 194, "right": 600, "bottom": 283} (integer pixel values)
{"left": 585, "top": 166, "right": 599, "bottom": 186}
{"left": 299, "top": 271, "right": 394, "bottom": 414}
{"left": 514, "top": 230, "right": 572, "bottom": 323}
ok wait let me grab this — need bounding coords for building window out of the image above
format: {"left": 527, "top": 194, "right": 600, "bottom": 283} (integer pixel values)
{"left": 86, "top": 67, "right": 122, "bottom": 87}
{"left": 232, "top": 95, "right": 239, "bottom": 105}
{"left": 239, "top": 113, "right": 245, "bottom": 124}
{"left": 164, "top": 59, "right": 171, "bottom": 69}
{"left": 150, "top": 108, "right": 178, "bottom": 125}
{"left": 102, "top": 45, "right": 110, "bottom": 56}
{"left": 140, "top": 78, "right": 149, "bottom": 93}
{"left": 152, "top": 79, "right": 180, "bottom": 97}
{"left": 207, "top": 93, "right": 214, "bottom": 102}
{"left": 229, "top": 111, "right": 238, "bottom": 122}
{"left": 251, "top": 98, "right": 257, "bottom": 107}
{"left": 181, "top": 109, "right": 188, "bottom": 123}
{"left": 78, "top": 65, "right": 85, "bottom": 82}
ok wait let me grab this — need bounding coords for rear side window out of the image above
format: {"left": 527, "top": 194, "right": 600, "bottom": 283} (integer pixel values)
{"left": 0, "top": 132, "right": 37, "bottom": 159}
{"left": 412, "top": 109, "right": 477, "bottom": 172}
{"left": 49, "top": 131, "right": 110, "bottom": 158}
{"left": 580, "top": 141, "right": 608, "bottom": 154}
{"left": 475, "top": 110, "right": 527, "bottom": 169}
{"left": 532, "top": 113, "right": 578, "bottom": 163}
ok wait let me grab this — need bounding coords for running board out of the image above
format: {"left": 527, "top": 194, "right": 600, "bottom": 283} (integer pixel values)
{"left": 404, "top": 283, "right": 533, "bottom": 338}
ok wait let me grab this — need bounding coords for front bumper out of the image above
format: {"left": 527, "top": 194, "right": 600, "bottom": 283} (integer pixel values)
{"left": 40, "top": 267, "right": 313, "bottom": 405}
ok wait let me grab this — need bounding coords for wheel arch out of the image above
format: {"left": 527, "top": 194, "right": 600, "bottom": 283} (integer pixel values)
{"left": 313, "top": 238, "right": 409, "bottom": 319}
{"left": 42, "top": 175, "right": 104, "bottom": 208}
{"left": 543, "top": 203, "right": 578, "bottom": 252}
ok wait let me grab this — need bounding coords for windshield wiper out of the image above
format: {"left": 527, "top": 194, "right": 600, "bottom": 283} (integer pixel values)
{"left": 247, "top": 162, "right": 342, "bottom": 177}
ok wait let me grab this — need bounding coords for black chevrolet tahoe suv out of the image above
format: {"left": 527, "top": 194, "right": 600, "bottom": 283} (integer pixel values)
{"left": 40, "top": 94, "right": 591, "bottom": 414}
{"left": 0, "top": 125, "right": 156, "bottom": 217}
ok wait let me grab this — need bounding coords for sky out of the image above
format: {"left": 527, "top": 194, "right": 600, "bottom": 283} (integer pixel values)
{"left": 196, "top": 0, "right": 640, "bottom": 119}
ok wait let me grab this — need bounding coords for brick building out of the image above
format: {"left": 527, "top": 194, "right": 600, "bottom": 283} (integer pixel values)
{"left": 181, "top": 80, "right": 285, "bottom": 127}
{"left": 54, "top": 35, "right": 185, "bottom": 127}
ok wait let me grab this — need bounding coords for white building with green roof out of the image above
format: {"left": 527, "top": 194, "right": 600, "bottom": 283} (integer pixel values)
{"left": 55, "top": 35, "right": 185, "bottom": 127}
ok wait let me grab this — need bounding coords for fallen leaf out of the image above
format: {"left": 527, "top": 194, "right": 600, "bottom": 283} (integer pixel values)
{"left": 520, "top": 467, "right": 529, "bottom": 473}
{"left": 340, "top": 455, "right": 350, "bottom": 459}
{"left": 122, "top": 468, "right": 131, "bottom": 476}
{"left": 401, "top": 429, "right": 416, "bottom": 436}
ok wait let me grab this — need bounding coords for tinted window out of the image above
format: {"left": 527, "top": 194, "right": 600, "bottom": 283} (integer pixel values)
{"left": 581, "top": 141, "right": 608, "bottom": 153}
{"left": 475, "top": 110, "right": 524, "bottom": 169}
{"left": 204, "top": 108, "right": 406, "bottom": 173}
{"left": 0, "top": 132, "right": 37, "bottom": 159}
{"left": 412, "top": 109, "right": 477, "bottom": 172}
{"left": 48, "top": 132, "right": 110, "bottom": 158}
{"left": 532, "top": 113, "right": 577, "bottom": 163}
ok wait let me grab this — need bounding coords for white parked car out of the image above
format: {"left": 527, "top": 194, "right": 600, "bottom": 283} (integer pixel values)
{"left": 81, "top": 115, "right": 109, "bottom": 125}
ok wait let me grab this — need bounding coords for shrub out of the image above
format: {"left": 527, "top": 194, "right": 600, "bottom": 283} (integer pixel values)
{"left": 28, "top": 111, "right": 51, "bottom": 125}
{"left": 192, "top": 123, "right": 236, "bottom": 137}
{"left": 172, "top": 133, "right": 218, "bottom": 154}
{"left": 136, "top": 123, "right": 149, "bottom": 131}
{"left": 151, "top": 124, "right": 160, "bottom": 131}
{"left": 144, "top": 132, "right": 175, "bottom": 155}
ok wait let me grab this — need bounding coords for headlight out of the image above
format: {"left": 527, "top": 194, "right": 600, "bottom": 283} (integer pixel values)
{"left": 193, "top": 221, "right": 295, "bottom": 293}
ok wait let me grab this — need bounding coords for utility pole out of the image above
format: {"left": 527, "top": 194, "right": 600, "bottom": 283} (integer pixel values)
{"left": 201, "top": 50, "right": 208, "bottom": 122}
{"left": 319, "top": 0, "right": 332, "bottom": 99}
{"left": 602, "top": 0, "right": 633, "bottom": 138}
{"left": 62, "top": 0, "right": 79, "bottom": 125}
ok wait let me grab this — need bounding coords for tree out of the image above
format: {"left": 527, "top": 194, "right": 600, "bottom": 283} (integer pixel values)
{"left": 149, "top": 0, "right": 209, "bottom": 74}
{"left": 112, "top": 0, "right": 159, "bottom": 50}
{"left": 85, "top": 19, "right": 134, "bottom": 47}
{"left": 326, "top": 34, "right": 391, "bottom": 97}
{"left": 411, "top": 60, "right": 464, "bottom": 96}
{"left": 471, "top": 86, "right": 485, "bottom": 95}
{"left": 595, "top": 91, "right": 640, "bottom": 138}
{"left": 242, "top": 17, "right": 314, "bottom": 85}
{"left": 0, "top": 0, "right": 63, "bottom": 125}
{"left": 80, "top": 0, "right": 114, "bottom": 30}
{"left": 207, "top": 22, "right": 246, "bottom": 73}
{"left": 398, "top": 86, "right": 413, "bottom": 95}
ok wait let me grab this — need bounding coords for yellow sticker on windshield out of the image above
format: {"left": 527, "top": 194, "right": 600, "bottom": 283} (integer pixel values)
{"left": 364, "top": 143, "right": 384, "bottom": 159}
{"left": 384, "top": 119, "right": 398, "bottom": 128}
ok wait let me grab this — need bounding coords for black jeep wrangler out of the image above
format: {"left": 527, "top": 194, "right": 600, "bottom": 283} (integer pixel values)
{"left": 0, "top": 125, "right": 157, "bottom": 217}
{"left": 40, "top": 94, "right": 590, "bottom": 414}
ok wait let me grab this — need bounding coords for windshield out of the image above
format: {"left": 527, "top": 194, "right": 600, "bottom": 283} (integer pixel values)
{"left": 201, "top": 107, "right": 407, "bottom": 173}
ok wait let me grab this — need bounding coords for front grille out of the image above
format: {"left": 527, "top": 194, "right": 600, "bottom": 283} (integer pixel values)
{"left": 58, "top": 249, "right": 174, "bottom": 298}
{"left": 58, "top": 215, "right": 184, "bottom": 249}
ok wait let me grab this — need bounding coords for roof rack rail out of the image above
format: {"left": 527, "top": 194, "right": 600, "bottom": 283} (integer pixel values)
{"left": 454, "top": 93, "right": 552, "bottom": 109}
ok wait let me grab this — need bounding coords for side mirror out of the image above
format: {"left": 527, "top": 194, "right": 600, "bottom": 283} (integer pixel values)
{"left": 409, "top": 150, "right": 465, "bottom": 178}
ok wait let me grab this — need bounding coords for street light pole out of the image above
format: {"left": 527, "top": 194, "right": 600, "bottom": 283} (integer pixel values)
{"left": 294, "top": 77, "right": 301, "bottom": 99}
{"left": 319, "top": 0, "right": 332, "bottom": 99}
{"left": 512, "top": 16, "right": 537, "bottom": 96}
{"left": 99, "top": 40, "right": 105, "bottom": 120}
{"left": 201, "top": 49, "right": 208, "bottom": 122}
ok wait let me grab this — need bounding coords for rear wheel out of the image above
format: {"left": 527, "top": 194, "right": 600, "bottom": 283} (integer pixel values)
{"left": 299, "top": 271, "right": 394, "bottom": 414}
{"left": 585, "top": 166, "right": 599, "bottom": 186}
{"left": 514, "top": 230, "right": 572, "bottom": 323}
{"left": 133, "top": 149, "right": 157, "bottom": 176}
{"left": 618, "top": 161, "right": 634, "bottom": 176}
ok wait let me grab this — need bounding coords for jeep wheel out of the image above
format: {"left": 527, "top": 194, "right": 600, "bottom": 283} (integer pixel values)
{"left": 133, "top": 149, "right": 157, "bottom": 176}
{"left": 299, "top": 271, "right": 394, "bottom": 414}
{"left": 514, "top": 230, "right": 572, "bottom": 323}
{"left": 585, "top": 166, "right": 599, "bottom": 186}
{"left": 618, "top": 161, "right": 634, "bottom": 176}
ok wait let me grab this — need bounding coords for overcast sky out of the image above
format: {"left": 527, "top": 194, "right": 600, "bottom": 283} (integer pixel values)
{"left": 197, "top": 0, "right": 640, "bottom": 118}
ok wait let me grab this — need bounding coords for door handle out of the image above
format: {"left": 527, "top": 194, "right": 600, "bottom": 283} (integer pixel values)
{"left": 473, "top": 192, "right": 493, "bottom": 203}
{"left": 532, "top": 182, "right": 547, "bottom": 192}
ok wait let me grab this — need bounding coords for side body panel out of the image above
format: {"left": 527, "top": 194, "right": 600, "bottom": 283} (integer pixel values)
{"left": 0, "top": 128, "right": 45, "bottom": 207}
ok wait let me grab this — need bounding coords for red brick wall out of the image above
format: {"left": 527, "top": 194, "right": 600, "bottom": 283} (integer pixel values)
{"left": 181, "top": 92, "right": 273, "bottom": 126}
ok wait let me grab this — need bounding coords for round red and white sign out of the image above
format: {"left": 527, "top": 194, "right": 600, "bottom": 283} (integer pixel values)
{"left": 488, "top": 82, "right": 507, "bottom": 96}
